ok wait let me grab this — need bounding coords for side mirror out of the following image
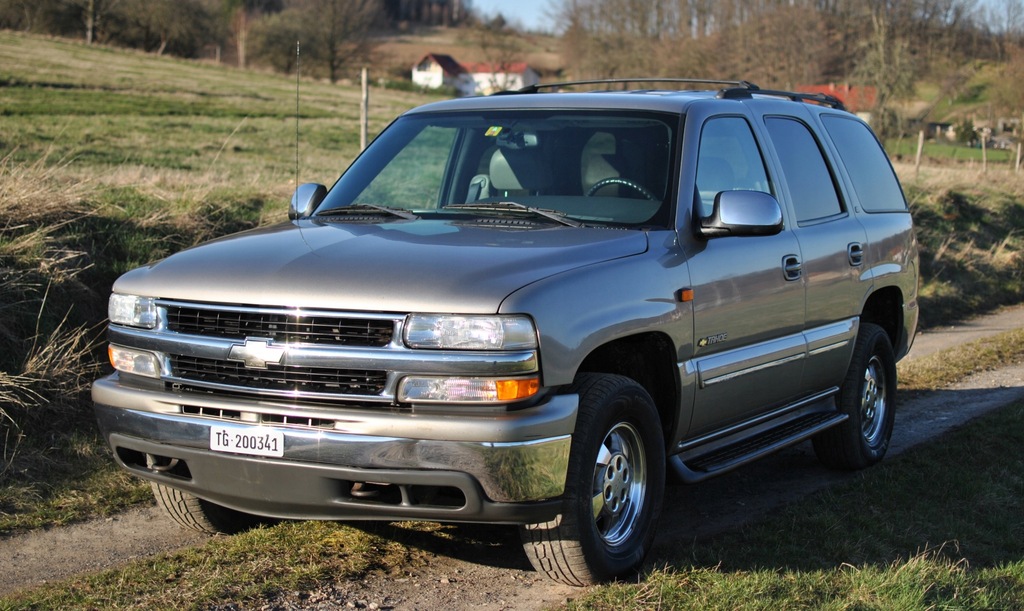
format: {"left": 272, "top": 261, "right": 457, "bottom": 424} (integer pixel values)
{"left": 698, "top": 190, "right": 783, "bottom": 238}
{"left": 289, "top": 183, "right": 327, "bottom": 220}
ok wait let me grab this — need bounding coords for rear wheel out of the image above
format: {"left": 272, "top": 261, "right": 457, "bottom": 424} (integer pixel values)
{"left": 520, "top": 373, "right": 665, "bottom": 586}
{"left": 813, "top": 323, "right": 897, "bottom": 470}
{"left": 151, "top": 482, "right": 266, "bottom": 535}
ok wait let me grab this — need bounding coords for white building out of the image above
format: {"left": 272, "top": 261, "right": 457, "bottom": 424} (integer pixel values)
{"left": 464, "top": 61, "right": 540, "bottom": 95}
{"left": 412, "top": 54, "right": 539, "bottom": 96}
{"left": 411, "top": 53, "right": 476, "bottom": 97}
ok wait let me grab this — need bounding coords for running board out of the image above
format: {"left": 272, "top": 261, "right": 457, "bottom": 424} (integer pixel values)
{"left": 670, "top": 411, "right": 848, "bottom": 484}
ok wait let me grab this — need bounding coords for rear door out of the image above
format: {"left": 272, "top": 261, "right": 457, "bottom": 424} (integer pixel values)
{"left": 760, "top": 105, "right": 868, "bottom": 391}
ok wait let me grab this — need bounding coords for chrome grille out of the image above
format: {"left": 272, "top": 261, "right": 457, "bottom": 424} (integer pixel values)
{"left": 181, "top": 405, "right": 337, "bottom": 429}
{"left": 164, "top": 305, "right": 393, "bottom": 347}
{"left": 171, "top": 355, "right": 387, "bottom": 396}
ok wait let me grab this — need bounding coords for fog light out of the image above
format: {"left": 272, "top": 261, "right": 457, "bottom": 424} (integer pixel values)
{"left": 108, "top": 344, "right": 161, "bottom": 378}
{"left": 399, "top": 376, "right": 539, "bottom": 403}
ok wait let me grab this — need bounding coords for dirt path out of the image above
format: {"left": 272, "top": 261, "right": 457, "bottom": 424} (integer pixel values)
{"left": 3, "top": 306, "right": 1024, "bottom": 609}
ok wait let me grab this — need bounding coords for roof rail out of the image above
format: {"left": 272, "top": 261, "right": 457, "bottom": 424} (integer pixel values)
{"left": 492, "top": 78, "right": 847, "bottom": 111}
{"left": 718, "top": 87, "right": 846, "bottom": 110}
{"left": 494, "top": 78, "right": 761, "bottom": 95}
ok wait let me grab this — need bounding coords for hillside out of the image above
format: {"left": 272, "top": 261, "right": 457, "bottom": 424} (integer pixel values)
{"left": 0, "top": 30, "right": 442, "bottom": 190}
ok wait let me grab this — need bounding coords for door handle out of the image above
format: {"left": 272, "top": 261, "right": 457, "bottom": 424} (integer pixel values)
{"left": 848, "top": 242, "right": 864, "bottom": 267}
{"left": 783, "top": 255, "right": 802, "bottom": 281}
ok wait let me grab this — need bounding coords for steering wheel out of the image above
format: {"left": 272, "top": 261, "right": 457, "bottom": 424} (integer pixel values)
{"left": 586, "top": 177, "right": 656, "bottom": 200}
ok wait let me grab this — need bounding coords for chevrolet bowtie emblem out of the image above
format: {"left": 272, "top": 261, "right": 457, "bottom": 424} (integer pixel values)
{"left": 227, "top": 339, "right": 286, "bottom": 369}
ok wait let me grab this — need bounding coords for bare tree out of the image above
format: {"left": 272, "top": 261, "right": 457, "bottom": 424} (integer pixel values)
{"left": 224, "top": 0, "right": 283, "bottom": 68}
{"left": 854, "top": 6, "right": 917, "bottom": 137}
{"left": 728, "top": 5, "right": 827, "bottom": 89}
{"left": 297, "top": 0, "right": 383, "bottom": 83}
{"left": 987, "top": 0, "right": 1024, "bottom": 59}
{"left": 114, "top": 0, "right": 213, "bottom": 56}
{"left": 471, "top": 15, "right": 526, "bottom": 91}
{"left": 990, "top": 43, "right": 1024, "bottom": 133}
{"left": 557, "top": 0, "right": 666, "bottom": 78}
{"left": 77, "top": 0, "right": 122, "bottom": 44}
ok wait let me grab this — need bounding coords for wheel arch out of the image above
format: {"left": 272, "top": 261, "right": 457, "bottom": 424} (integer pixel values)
{"left": 860, "top": 285, "right": 905, "bottom": 353}
{"left": 575, "top": 332, "right": 680, "bottom": 444}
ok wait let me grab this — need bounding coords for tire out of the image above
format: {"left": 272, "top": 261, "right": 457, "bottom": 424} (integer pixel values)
{"left": 150, "top": 482, "right": 266, "bottom": 535}
{"left": 813, "top": 322, "right": 897, "bottom": 470}
{"left": 520, "top": 373, "right": 665, "bottom": 586}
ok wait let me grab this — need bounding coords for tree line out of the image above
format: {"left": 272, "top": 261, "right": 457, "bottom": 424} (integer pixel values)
{"left": 556, "top": 0, "right": 1024, "bottom": 136}
{"left": 0, "top": 0, "right": 472, "bottom": 81}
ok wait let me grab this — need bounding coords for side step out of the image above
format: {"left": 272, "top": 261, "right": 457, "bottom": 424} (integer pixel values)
{"left": 671, "top": 410, "right": 847, "bottom": 484}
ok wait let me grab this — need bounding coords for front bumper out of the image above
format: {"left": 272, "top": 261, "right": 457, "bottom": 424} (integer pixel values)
{"left": 92, "top": 375, "right": 576, "bottom": 524}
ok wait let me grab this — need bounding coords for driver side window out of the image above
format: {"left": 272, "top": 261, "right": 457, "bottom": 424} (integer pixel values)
{"left": 695, "top": 117, "right": 772, "bottom": 217}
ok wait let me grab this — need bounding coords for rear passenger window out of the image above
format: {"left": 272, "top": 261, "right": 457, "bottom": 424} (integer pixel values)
{"left": 821, "top": 115, "right": 908, "bottom": 212}
{"left": 695, "top": 117, "right": 772, "bottom": 217}
{"left": 765, "top": 117, "right": 843, "bottom": 223}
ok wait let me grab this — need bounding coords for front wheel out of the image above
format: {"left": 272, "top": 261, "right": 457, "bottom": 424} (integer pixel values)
{"left": 151, "top": 482, "right": 267, "bottom": 535}
{"left": 813, "top": 323, "right": 897, "bottom": 470}
{"left": 520, "top": 373, "right": 665, "bottom": 586}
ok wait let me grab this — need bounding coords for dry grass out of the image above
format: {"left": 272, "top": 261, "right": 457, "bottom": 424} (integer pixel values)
{"left": 0, "top": 151, "right": 106, "bottom": 484}
{"left": 895, "top": 163, "right": 1024, "bottom": 327}
{"left": 898, "top": 327, "right": 1024, "bottom": 391}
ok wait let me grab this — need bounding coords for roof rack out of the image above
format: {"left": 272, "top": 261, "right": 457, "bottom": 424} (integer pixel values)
{"left": 494, "top": 77, "right": 847, "bottom": 111}
{"left": 718, "top": 87, "right": 846, "bottom": 110}
{"left": 496, "top": 78, "right": 761, "bottom": 95}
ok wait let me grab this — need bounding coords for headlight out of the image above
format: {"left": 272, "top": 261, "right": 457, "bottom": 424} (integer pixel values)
{"left": 108, "top": 293, "right": 157, "bottom": 329}
{"left": 404, "top": 314, "right": 537, "bottom": 350}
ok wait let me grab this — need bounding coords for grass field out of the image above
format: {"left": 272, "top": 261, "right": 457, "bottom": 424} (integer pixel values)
{"left": 2, "top": 29, "right": 1024, "bottom": 610}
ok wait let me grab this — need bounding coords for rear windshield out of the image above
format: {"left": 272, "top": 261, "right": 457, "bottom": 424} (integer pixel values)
{"left": 317, "top": 110, "right": 679, "bottom": 227}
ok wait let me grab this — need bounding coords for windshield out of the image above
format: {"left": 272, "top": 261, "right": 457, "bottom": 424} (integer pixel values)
{"left": 316, "top": 109, "right": 679, "bottom": 227}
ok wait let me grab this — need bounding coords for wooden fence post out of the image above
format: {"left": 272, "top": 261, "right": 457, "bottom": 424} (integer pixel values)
{"left": 361, "top": 68, "right": 369, "bottom": 151}
{"left": 915, "top": 129, "right": 924, "bottom": 177}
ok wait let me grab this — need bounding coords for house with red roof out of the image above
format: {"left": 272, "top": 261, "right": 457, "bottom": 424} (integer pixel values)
{"left": 412, "top": 53, "right": 474, "bottom": 96}
{"left": 412, "top": 54, "right": 539, "bottom": 96}
{"left": 463, "top": 61, "right": 540, "bottom": 95}
{"left": 797, "top": 84, "right": 878, "bottom": 114}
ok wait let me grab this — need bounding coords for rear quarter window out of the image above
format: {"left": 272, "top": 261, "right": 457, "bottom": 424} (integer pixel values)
{"left": 821, "top": 115, "right": 907, "bottom": 212}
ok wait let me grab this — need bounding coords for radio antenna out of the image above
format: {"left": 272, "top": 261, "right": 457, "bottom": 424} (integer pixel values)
{"left": 294, "top": 40, "right": 301, "bottom": 189}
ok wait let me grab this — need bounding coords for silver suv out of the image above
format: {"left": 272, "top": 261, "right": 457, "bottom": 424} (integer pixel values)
{"left": 93, "top": 79, "right": 919, "bottom": 585}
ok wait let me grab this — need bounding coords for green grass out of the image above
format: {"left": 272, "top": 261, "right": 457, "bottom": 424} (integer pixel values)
{"left": 1, "top": 521, "right": 434, "bottom": 610}
{"left": 887, "top": 137, "right": 1017, "bottom": 166}
{"left": 0, "top": 30, "right": 439, "bottom": 185}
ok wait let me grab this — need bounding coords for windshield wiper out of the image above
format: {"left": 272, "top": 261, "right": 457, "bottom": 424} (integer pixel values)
{"left": 445, "top": 201, "right": 583, "bottom": 228}
{"left": 316, "top": 203, "right": 419, "bottom": 221}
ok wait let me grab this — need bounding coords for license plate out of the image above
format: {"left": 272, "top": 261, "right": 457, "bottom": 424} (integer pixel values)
{"left": 210, "top": 425, "right": 284, "bottom": 458}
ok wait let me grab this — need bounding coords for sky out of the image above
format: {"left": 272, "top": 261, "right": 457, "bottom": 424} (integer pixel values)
{"left": 469, "top": 0, "right": 559, "bottom": 33}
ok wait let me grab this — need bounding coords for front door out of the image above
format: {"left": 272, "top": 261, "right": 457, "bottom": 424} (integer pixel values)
{"left": 684, "top": 115, "right": 806, "bottom": 436}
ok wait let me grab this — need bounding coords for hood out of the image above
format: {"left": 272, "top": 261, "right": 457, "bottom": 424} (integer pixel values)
{"left": 113, "top": 218, "right": 650, "bottom": 313}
